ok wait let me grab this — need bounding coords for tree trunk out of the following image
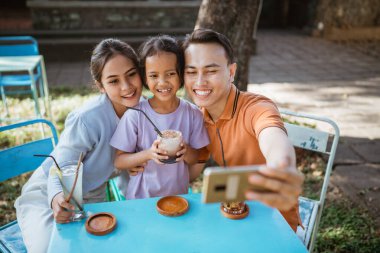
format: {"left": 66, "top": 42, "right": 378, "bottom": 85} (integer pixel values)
{"left": 195, "top": 0, "right": 261, "bottom": 91}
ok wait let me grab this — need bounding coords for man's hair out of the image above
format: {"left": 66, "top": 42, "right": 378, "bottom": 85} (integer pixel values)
{"left": 182, "top": 28, "right": 235, "bottom": 64}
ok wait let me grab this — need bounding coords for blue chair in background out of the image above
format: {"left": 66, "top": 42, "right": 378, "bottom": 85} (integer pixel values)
{"left": 0, "top": 36, "right": 44, "bottom": 119}
{"left": 280, "top": 109, "right": 339, "bottom": 252}
{"left": 106, "top": 177, "right": 126, "bottom": 201}
{"left": 0, "top": 119, "right": 58, "bottom": 253}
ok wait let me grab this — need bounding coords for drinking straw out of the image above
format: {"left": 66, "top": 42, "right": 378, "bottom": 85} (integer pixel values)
{"left": 59, "top": 179, "right": 84, "bottom": 211}
{"left": 34, "top": 154, "right": 84, "bottom": 211}
{"left": 65, "top": 152, "right": 84, "bottom": 203}
{"left": 33, "top": 154, "right": 61, "bottom": 171}
{"left": 126, "top": 106, "right": 163, "bottom": 137}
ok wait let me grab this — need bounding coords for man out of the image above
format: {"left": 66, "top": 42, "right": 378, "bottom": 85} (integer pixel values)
{"left": 183, "top": 28, "right": 304, "bottom": 231}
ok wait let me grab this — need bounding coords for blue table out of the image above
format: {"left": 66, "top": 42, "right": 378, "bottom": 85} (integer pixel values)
{"left": 48, "top": 193, "right": 307, "bottom": 253}
{"left": 0, "top": 55, "right": 51, "bottom": 120}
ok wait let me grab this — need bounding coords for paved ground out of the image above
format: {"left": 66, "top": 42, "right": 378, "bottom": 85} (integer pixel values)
{"left": 46, "top": 61, "right": 93, "bottom": 88}
{"left": 248, "top": 30, "right": 380, "bottom": 227}
{"left": 29, "top": 29, "right": 380, "bottom": 227}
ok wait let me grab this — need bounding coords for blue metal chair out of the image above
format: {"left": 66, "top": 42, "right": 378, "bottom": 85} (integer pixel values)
{"left": 0, "top": 119, "right": 58, "bottom": 253}
{"left": 0, "top": 36, "right": 44, "bottom": 119}
{"left": 107, "top": 177, "right": 126, "bottom": 201}
{"left": 280, "top": 109, "right": 340, "bottom": 253}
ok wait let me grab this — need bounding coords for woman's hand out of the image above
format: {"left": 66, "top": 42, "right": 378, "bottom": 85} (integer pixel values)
{"left": 51, "top": 192, "right": 75, "bottom": 223}
{"left": 127, "top": 163, "right": 147, "bottom": 176}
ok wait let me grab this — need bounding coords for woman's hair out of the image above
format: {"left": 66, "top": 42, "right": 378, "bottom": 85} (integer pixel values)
{"left": 138, "top": 35, "right": 184, "bottom": 88}
{"left": 90, "top": 38, "right": 140, "bottom": 88}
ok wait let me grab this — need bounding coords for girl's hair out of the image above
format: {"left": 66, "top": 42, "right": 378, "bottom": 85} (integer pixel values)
{"left": 138, "top": 35, "right": 184, "bottom": 88}
{"left": 90, "top": 38, "right": 140, "bottom": 88}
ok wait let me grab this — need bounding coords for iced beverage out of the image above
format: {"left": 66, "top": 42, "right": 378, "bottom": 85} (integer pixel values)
{"left": 157, "top": 130, "right": 182, "bottom": 164}
{"left": 60, "top": 160, "right": 85, "bottom": 221}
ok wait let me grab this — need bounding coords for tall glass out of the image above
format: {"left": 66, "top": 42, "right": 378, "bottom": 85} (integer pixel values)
{"left": 60, "top": 160, "right": 85, "bottom": 221}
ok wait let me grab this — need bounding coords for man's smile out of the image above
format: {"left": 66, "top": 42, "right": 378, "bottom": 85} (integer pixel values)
{"left": 193, "top": 89, "right": 212, "bottom": 97}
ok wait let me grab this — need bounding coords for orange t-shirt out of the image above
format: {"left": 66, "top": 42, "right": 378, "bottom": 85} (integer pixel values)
{"left": 200, "top": 85, "right": 300, "bottom": 232}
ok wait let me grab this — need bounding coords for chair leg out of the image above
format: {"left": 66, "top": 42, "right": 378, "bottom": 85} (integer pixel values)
{"left": 36, "top": 80, "right": 46, "bottom": 139}
{"left": 308, "top": 211, "right": 321, "bottom": 253}
{"left": 109, "top": 178, "right": 125, "bottom": 201}
{"left": 29, "top": 71, "right": 42, "bottom": 118}
{"left": 39, "top": 57, "right": 52, "bottom": 120}
{"left": 106, "top": 181, "right": 112, "bottom": 202}
{"left": 0, "top": 86, "right": 10, "bottom": 117}
{"left": 38, "top": 78, "right": 48, "bottom": 117}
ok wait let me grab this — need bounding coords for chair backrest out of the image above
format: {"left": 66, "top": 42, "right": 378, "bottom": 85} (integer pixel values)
{"left": 280, "top": 109, "right": 340, "bottom": 205}
{"left": 280, "top": 109, "right": 339, "bottom": 252}
{"left": 0, "top": 119, "right": 58, "bottom": 182}
{"left": 0, "top": 36, "right": 39, "bottom": 57}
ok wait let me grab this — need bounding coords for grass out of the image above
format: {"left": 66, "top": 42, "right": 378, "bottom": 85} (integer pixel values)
{"left": 318, "top": 199, "right": 380, "bottom": 253}
{"left": 1, "top": 88, "right": 379, "bottom": 252}
{"left": 296, "top": 150, "right": 380, "bottom": 252}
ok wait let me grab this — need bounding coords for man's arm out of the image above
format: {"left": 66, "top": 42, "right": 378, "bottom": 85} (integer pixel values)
{"left": 245, "top": 127, "right": 304, "bottom": 211}
{"left": 259, "top": 127, "right": 296, "bottom": 168}
{"left": 188, "top": 163, "right": 205, "bottom": 182}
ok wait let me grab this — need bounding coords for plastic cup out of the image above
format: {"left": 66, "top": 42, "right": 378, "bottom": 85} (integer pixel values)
{"left": 60, "top": 160, "right": 85, "bottom": 221}
{"left": 157, "top": 130, "right": 182, "bottom": 164}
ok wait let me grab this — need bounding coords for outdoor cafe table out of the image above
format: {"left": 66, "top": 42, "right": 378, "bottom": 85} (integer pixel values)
{"left": 0, "top": 55, "right": 51, "bottom": 119}
{"left": 48, "top": 193, "right": 308, "bottom": 253}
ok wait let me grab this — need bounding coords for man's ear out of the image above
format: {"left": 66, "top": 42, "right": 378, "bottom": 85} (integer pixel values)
{"left": 229, "top": 63, "right": 237, "bottom": 83}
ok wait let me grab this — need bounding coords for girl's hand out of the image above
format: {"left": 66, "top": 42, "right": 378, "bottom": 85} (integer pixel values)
{"left": 176, "top": 142, "right": 187, "bottom": 162}
{"left": 52, "top": 192, "right": 75, "bottom": 223}
{"left": 150, "top": 139, "right": 168, "bottom": 164}
{"left": 127, "top": 163, "right": 147, "bottom": 176}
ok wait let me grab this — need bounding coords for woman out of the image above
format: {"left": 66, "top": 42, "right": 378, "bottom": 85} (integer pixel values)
{"left": 15, "top": 38, "right": 143, "bottom": 253}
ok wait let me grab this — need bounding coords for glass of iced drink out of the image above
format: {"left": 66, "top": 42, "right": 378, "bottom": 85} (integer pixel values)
{"left": 157, "top": 130, "right": 182, "bottom": 164}
{"left": 60, "top": 160, "right": 85, "bottom": 221}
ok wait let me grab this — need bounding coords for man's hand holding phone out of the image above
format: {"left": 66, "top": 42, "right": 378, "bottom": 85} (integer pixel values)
{"left": 245, "top": 159, "right": 304, "bottom": 211}
{"left": 202, "top": 165, "right": 270, "bottom": 203}
{"left": 202, "top": 160, "right": 304, "bottom": 211}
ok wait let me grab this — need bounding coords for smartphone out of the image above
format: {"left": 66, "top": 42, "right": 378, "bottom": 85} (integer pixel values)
{"left": 202, "top": 165, "right": 269, "bottom": 203}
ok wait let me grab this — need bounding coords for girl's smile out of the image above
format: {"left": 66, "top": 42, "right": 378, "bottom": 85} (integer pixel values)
{"left": 145, "top": 52, "right": 180, "bottom": 113}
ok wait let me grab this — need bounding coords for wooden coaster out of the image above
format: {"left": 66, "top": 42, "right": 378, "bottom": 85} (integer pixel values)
{"left": 156, "top": 196, "right": 189, "bottom": 217}
{"left": 220, "top": 203, "right": 249, "bottom": 220}
{"left": 85, "top": 212, "right": 116, "bottom": 236}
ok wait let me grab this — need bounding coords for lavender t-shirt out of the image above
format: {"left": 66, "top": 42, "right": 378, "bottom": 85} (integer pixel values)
{"left": 110, "top": 98, "right": 210, "bottom": 199}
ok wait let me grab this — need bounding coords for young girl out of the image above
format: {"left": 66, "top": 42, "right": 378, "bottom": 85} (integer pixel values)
{"left": 110, "top": 35, "right": 209, "bottom": 199}
{"left": 14, "top": 38, "right": 143, "bottom": 253}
